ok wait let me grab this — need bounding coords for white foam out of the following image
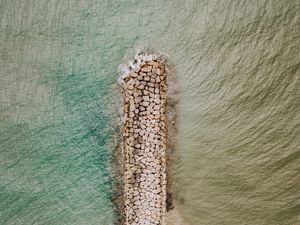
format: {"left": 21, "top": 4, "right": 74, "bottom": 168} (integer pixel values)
{"left": 118, "top": 49, "right": 164, "bottom": 81}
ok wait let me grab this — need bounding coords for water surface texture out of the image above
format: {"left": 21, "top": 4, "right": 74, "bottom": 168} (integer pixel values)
{"left": 1, "top": 0, "right": 299, "bottom": 225}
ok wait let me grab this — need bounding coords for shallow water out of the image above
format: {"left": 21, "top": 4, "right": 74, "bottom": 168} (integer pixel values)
{"left": 1, "top": 0, "right": 299, "bottom": 224}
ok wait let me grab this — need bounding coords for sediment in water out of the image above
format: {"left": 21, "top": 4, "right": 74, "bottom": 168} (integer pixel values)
{"left": 118, "top": 51, "right": 173, "bottom": 225}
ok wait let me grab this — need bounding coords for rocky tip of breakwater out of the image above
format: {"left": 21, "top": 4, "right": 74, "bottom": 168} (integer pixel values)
{"left": 118, "top": 50, "right": 168, "bottom": 84}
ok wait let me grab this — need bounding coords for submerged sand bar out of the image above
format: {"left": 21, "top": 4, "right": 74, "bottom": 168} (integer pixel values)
{"left": 121, "top": 59, "right": 167, "bottom": 225}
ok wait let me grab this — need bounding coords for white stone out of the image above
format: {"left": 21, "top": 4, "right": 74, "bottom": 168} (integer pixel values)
{"left": 143, "top": 96, "right": 150, "bottom": 101}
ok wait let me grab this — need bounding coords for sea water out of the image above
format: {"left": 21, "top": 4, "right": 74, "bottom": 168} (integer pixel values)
{"left": 0, "top": 0, "right": 299, "bottom": 224}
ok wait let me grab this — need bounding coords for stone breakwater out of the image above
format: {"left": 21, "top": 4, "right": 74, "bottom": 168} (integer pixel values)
{"left": 121, "top": 59, "right": 168, "bottom": 225}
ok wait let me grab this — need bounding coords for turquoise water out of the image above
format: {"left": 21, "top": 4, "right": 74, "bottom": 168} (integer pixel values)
{"left": 1, "top": 0, "right": 300, "bottom": 224}
{"left": 0, "top": 1, "right": 172, "bottom": 224}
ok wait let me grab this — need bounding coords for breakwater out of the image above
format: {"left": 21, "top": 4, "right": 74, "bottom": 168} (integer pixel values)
{"left": 119, "top": 53, "right": 169, "bottom": 225}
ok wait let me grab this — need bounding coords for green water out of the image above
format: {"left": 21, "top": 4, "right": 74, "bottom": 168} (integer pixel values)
{"left": 1, "top": 0, "right": 299, "bottom": 224}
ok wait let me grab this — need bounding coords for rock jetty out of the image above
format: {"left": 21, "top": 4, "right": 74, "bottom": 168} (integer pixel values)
{"left": 121, "top": 59, "right": 168, "bottom": 225}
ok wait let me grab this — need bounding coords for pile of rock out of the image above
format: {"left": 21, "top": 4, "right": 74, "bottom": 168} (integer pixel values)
{"left": 122, "top": 60, "right": 167, "bottom": 225}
